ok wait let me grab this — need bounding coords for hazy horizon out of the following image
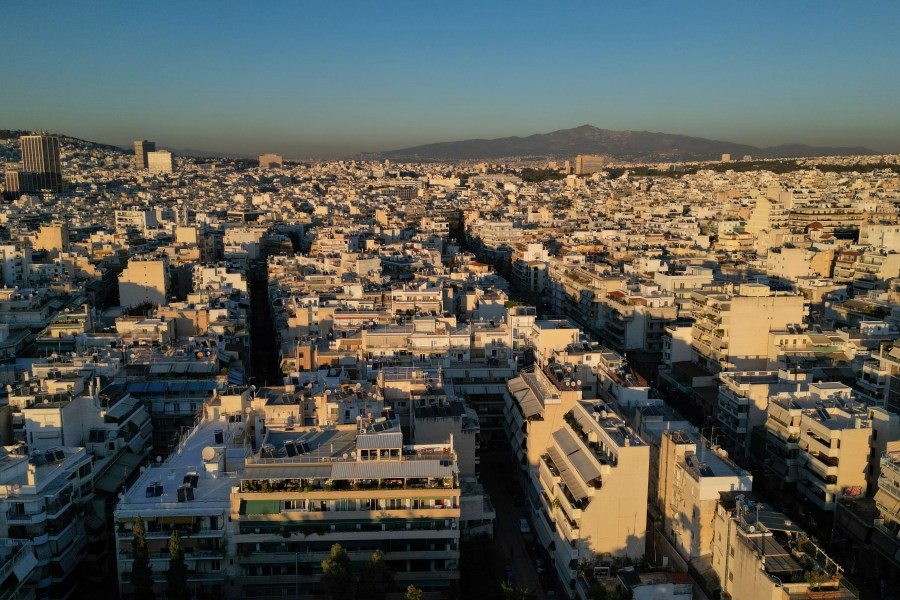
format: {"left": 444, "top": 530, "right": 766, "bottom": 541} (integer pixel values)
{"left": 4, "top": 1, "right": 899, "bottom": 159}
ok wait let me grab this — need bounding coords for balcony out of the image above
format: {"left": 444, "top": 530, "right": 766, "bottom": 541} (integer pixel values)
{"left": 768, "top": 419, "right": 801, "bottom": 445}
{"left": 802, "top": 432, "right": 836, "bottom": 458}
{"left": 5, "top": 509, "right": 46, "bottom": 525}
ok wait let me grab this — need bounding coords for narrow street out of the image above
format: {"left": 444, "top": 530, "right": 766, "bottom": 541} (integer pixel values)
{"left": 479, "top": 449, "right": 551, "bottom": 599}
{"left": 248, "top": 260, "right": 280, "bottom": 386}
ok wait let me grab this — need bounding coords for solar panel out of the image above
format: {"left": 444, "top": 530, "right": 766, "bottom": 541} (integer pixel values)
{"left": 214, "top": 430, "right": 224, "bottom": 444}
{"left": 44, "top": 449, "right": 65, "bottom": 464}
{"left": 284, "top": 442, "right": 298, "bottom": 457}
{"left": 183, "top": 474, "right": 199, "bottom": 488}
{"left": 298, "top": 442, "right": 311, "bottom": 454}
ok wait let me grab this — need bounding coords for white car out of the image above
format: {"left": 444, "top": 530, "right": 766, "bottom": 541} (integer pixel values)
{"left": 519, "top": 518, "right": 531, "bottom": 534}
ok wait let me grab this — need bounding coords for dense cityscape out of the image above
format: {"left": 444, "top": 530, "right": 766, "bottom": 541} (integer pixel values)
{"left": 0, "top": 130, "right": 898, "bottom": 600}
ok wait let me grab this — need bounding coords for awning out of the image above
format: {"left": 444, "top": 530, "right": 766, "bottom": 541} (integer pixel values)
{"left": 546, "top": 444, "right": 589, "bottom": 502}
{"left": 568, "top": 448, "right": 602, "bottom": 483}
{"left": 94, "top": 452, "right": 146, "bottom": 494}
{"left": 559, "top": 463, "right": 589, "bottom": 501}
{"left": 160, "top": 515, "right": 196, "bottom": 524}
{"left": 241, "top": 499, "right": 281, "bottom": 515}
{"left": 875, "top": 489, "right": 900, "bottom": 517}
{"left": 508, "top": 377, "right": 529, "bottom": 395}
{"left": 330, "top": 459, "right": 456, "bottom": 480}
{"left": 551, "top": 428, "right": 602, "bottom": 482}
{"left": 517, "top": 390, "right": 542, "bottom": 419}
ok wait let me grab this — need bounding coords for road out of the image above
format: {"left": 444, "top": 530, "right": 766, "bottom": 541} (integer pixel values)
{"left": 479, "top": 449, "right": 550, "bottom": 599}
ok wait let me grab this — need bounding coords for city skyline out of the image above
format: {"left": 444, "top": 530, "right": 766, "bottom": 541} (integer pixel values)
{"left": 3, "top": 1, "right": 900, "bottom": 158}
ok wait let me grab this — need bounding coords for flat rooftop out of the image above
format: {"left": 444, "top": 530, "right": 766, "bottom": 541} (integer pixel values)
{"left": 115, "top": 416, "right": 248, "bottom": 517}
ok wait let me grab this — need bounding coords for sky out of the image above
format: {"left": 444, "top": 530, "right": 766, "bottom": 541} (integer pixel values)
{"left": 3, "top": 1, "right": 899, "bottom": 158}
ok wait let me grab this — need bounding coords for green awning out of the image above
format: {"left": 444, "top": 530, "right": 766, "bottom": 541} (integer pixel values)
{"left": 241, "top": 499, "right": 281, "bottom": 515}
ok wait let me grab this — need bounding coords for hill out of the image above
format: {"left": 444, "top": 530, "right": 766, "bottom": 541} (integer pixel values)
{"left": 379, "top": 125, "right": 879, "bottom": 162}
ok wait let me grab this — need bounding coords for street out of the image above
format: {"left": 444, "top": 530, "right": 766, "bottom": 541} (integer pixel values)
{"left": 478, "top": 448, "right": 550, "bottom": 599}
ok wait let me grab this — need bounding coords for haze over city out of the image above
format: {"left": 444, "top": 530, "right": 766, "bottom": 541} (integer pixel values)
{"left": 4, "top": 1, "right": 900, "bottom": 158}
{"left": 4, "top": 4, "right": 900, "bottom": 600}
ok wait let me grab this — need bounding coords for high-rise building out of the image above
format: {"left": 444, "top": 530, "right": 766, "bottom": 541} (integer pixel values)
{"left": 3, "top": 167, "right": 32, "bottom": 199}
{"left": 133, "top": 140, "right": 156, "bottom": 169}
{"left": 146, "top": 150, "right": 174, "bottom": 174}
{"left": 19, "top": 134, "right": 62, "bottom": 191}
{"left": 258, "top": 153, "right": 283, "bottom": 168}
{"left": 574, "top": 154, "right": 609, "bottom": 175}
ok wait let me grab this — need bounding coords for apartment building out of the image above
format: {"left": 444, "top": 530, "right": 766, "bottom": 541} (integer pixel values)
{"left": 656, "top": 430, "right": 752, "bottom": 562}
{"left": 115, "top": 395, "right": 462, "bottom": 598}
{"left": 0, "top": 537, "right": 38, "bottom": 599}
{"left": 505, "top": 363, "right": 582, "bottom": 473}
{"left": 716, "top": 370, "right": 810, "bottom": 462}
{"left": 532, "top": 400, "right": 648, "bottom": 598}
{"left": 118, "top": 257, "right": 169, "bottom": 308}
{"left": 711, "top": 496, "right": 855, "bottom": 600}
{"left": 0, "top": 446, "right": 95, "bottom": 599}
{"left": 761, "top": 383, "right": 873, "bottom": 514}
{"left": 689, "top": 284, "right": 806, "bottom": 373}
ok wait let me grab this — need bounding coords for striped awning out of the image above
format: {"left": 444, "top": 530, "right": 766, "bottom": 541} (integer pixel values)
{"left": 546, "top": 444, "right": 589, "bottom": 501}
{"left": 330, "top": 459, "right": 456, "bottom": 480}
{"left": 875, "top": 489, "right": 900, "bottom": 517}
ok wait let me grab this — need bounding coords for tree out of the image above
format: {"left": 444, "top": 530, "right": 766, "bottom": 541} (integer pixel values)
{"left": 499, "top": 580, "right": 535, "bottom": 600}
{"left": 404, "top": 585, "right": 423, "bottom": 600}
{"left": 359, "top": 550, "right": 394, "bottom": 600}
{"left": 130, "top": 517, "right": 155, "bottom": 600}
{"left": 166, "top": 530, "right": 189, "bottom": 600}
{"left": 321, "top": 543, "right": 355, "bottom": 600}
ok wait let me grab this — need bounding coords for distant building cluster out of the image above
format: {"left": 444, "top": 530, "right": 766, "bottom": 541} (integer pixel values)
{"left": 0, "top": 131, "right": 898, "bottom": 599}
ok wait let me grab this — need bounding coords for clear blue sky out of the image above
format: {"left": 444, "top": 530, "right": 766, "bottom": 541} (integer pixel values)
{"left": 3, "top": 1, "right": 899, "bottom": 158}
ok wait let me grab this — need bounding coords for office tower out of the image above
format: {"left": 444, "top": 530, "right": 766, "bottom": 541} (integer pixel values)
{"left": 146, "top": 150, "right": 174, "bottom": 174}
{"left": 19, "top": 134, "right": 62, "bottom": 191}
{"left": 574, "top": 154, "right": 608, "bottom": 175}
{"left": 3, "top": 167, "right": 31, "bottom": 199}
{"left": 133, "top": 140, "right": 156, "bottom": 169}
{"left": 258, "top": 153, "right": 283, "bottom": 168}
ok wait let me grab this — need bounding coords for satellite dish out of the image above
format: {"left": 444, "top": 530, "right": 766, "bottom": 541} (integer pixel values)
{"left": 202, "top": 447, "right": 217, "bottom": 461}
{"left": 140, "top": 466, "right": 146, "bottom": 474}
{"left": 155, "top": 455, "right": 162, "bottom": 464}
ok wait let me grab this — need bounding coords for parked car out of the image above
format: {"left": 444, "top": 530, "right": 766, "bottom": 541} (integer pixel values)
{"left": 519, "top": 518, "right": 531, "bottom": 534}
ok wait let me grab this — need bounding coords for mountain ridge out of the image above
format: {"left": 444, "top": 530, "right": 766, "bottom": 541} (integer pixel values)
{"left": 377, "top": 125, "right": 879, "bottom": 161}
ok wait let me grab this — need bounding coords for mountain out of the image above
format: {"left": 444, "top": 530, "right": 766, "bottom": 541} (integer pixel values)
{"left": 379, "top": 125, "right": 879, "bottom": 162}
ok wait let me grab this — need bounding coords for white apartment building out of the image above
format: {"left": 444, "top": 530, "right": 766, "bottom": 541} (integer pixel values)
{"left": 762, "top": 383, "right": 873, "bottom": 513}
{"left": 656, "top": 430, "right": 752, "bottom": 562}
{"left": 0, "top": 446, "right": 95, "bottom": 599}
{"left": 533, "top": 400, "right": 649, "bottom": 598}
{"left": 689, "top": 284, "right": 806, "bottom": 373}
{"left": 115, "top": 395, "right": 462, "bottom": 599}
{"left": 118, "top": 257, "right": 169, "bottom": 308}
{"left": 146, "top": 150, "right": 174, "bottom": 174}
